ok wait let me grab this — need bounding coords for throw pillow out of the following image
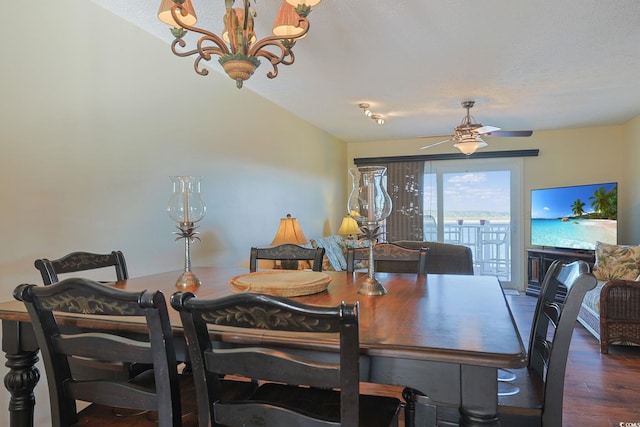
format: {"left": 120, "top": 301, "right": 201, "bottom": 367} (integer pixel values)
{"left": 593, "top": 241, "right": 640, "bottom": 281}
{"left": 310, "top": 235, "right": 348, "bottom": 271}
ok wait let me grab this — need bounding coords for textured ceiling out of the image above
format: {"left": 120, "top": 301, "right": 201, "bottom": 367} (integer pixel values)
{"left": 91, "top": 0, "right": 640, "bottom": 146}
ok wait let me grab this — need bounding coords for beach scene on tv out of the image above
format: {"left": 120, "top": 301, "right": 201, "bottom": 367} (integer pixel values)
{"left": 531, "top": 182, "right": 617, "bottom": 250}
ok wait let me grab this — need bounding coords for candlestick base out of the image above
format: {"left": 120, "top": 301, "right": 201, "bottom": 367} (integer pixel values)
{"left": 357, "top": 276, "right": 387, "bottom": 296}
{"left": 175, "top": 271, "right": 201, "bottom": 289}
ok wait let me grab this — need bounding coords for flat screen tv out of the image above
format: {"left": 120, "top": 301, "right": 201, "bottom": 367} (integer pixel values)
{"left": 531, "top": 182, "right": 617, "bottom": 251}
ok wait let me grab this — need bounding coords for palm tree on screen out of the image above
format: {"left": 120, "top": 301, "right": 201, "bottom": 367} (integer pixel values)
{"left": 571, "top": 199, "right": 586, "bottom": 217}
{"left": 589, "top": 186, "right": 613, "bottom": 218}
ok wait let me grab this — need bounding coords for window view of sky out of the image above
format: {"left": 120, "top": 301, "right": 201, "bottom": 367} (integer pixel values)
{"left": 424, "top": 170, "right": 511, "bottom": 220}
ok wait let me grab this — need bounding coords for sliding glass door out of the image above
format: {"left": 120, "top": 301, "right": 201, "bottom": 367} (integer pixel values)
{"left": 423, "top": 158, "right": 522, "bottom": 288}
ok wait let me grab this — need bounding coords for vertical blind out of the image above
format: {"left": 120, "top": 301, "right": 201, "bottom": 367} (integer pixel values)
{"left": 386, "top": 162, "right": 424, "bottom": 241}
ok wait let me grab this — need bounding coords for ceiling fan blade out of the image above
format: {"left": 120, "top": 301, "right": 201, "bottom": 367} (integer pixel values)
{"left": 475, "top": 125, "right": 501, "bottom": 135}
{"left": 486, "top": 130, "right": 533, "bottom": 137}
{"left": 419, "top": 138, "right": 452, "bottom": 150}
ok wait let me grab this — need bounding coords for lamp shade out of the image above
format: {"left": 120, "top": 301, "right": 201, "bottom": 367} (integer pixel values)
{"left": 337, "top": 216, "right": 360, "bottom": 236}
{"left": 158, "top": 0, "right": 197, "bottom": 27}
{"left": 273, "top": 1, "right": 306, "bottom": 39}
{"left": 271, "top": 214, "right": 308, "bottom": 245}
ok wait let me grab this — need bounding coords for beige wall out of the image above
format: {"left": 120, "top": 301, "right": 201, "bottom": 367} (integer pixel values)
{"left": 0, "top": 0, "right": 347, "bottom": 290}
{"left": 1, "top": 0, "right": 639, "bottom": 425}
{"left": 347, "top": 120, "right": 640, "bottom": 282}
{"left": 625, "top": 115, "right": 640, "bottom": 240}
{"left": 1, "top": 1, "right": 347, "bottom": 424}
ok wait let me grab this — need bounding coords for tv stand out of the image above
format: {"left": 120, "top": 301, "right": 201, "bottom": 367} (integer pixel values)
{"left": 526, "top": 248, "right": 595, "bottom": 300}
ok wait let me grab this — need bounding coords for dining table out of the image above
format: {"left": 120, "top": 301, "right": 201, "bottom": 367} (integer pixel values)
{"left": 0, "top": 267, "right": 527, "bottom": 427}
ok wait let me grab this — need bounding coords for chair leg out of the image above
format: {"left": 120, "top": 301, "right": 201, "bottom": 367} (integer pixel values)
{"left": 403, "top": 387, "right": 436, "bottom": 427}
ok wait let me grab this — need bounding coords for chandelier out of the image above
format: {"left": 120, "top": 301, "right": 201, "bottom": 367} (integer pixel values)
{"left": 158, "top": 0, "right": 322, "bottom": 88}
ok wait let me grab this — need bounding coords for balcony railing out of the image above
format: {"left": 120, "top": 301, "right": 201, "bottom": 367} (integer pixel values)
{"left": 426, "top": 222, "right": 511, "bottom": 281}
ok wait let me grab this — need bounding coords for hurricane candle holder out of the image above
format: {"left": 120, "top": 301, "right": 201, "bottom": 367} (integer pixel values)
{"left": 168, "top": 176, "right": 206, "bottom": 289}
{"left": 347, "top": 166, "right": 392, "bottom": 295}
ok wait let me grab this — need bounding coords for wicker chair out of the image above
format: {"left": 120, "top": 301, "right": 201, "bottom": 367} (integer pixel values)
{"left": 599, "top": 280, "right": 640, "bottom": 353}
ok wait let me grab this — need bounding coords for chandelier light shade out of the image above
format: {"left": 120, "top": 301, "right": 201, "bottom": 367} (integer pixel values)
{"left": 271, "top": 214, "right": 308, "bottom": 245}
{"left": 273, "top": 1, "right": 307, "bottom": 39}
{"left": 158, "top": 0, "right": 197, "bottom": 27}
{"left": 157, "top": 0, "right": 323, "bottom": 89}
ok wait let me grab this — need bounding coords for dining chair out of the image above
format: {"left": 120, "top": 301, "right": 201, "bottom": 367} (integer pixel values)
{"left": 404, "top": 259, "right": 597, "bottom": 427}
{"left": 249, "top": 243, "right": 325, "bottom": 272}
{"left": 498, "top": 259, "right": 596, "bottom": 426}
{"left": 392, "top": 241, "right": 474, "bottom": 275}
{"left": 13, "top": 278, "right": 195, "bottom": 427}
{"left": 34, "top": 250, "right": 128, "bottom": 285}
{"left": 171, "top": 292, "right": 403, "bottom": 427}
{"left": 346, "top": 242, "right": 429, "bottom": 275}
{"left": 34, "top": 250, "right": 142, "bottom": 382}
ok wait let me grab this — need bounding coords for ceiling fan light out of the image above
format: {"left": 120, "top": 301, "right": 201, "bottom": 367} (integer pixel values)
{"left": 454, "top": 139, "right": 487, "bottom": 155}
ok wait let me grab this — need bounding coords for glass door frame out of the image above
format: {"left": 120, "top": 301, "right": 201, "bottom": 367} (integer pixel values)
{"left": 425, "top": 157, "right": 523, "bottom": 289}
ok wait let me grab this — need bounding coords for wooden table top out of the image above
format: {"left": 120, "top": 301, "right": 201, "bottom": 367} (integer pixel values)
{"left": 0, "top": 267, "right": 527, "bottom": 369}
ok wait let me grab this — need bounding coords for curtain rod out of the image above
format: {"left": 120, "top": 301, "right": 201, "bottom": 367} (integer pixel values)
{"left": 354, "top": 149, "right": 539, "bottom": 165}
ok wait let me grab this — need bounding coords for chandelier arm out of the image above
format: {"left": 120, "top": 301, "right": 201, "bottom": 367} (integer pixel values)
{"left": 169, "top": 3, "right": 231, "bottom": 56}
{"left": 159, "top": 1, "right": 319, "bottom": 87}
{"left": 248, "top": 17, "right": 309, "bottom": 55}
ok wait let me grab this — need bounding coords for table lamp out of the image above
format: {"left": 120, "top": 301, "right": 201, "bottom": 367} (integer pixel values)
{"left": 271, "top": 213, "right": 308, "bottom": 270}
{"left": 337, "top": 215, "right": 360, "bottom": 240}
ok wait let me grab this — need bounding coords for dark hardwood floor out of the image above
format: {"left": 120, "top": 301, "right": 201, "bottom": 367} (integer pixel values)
{"left": 364, "top": 293, "right": 640, "bottom": 427}
{"left": 508, "top": 293, "right": 640, "bottom": 427}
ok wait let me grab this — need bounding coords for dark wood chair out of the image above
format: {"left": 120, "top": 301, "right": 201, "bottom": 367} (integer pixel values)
{"left": 392, "top": 240, "right": 474, "bottom": 275}
{"left": 34, "top": 250, "right": 140, "bottom": 381}
{"left": 404, "top": 260, "right": 597, "bottom": 427}
{"left": 498, "top": 260, "right": 597, "bottom": 426}
{"left": 171, "top": 292, "right": 402, "bottom": 427}
{"left": 14, "top": 278, "right": 193, "bottom": 427}
{"left": 249, "top": 243, "right": 325, "bottom": 272}
{"left": 346, "top": 242, "right": 429, "bottom": 275}
{"left": 34, "top": 250, "right": 128, "bottom": 285}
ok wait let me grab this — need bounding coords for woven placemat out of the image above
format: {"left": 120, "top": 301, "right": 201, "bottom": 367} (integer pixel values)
{"left": 229, "top": 270, "right": 331, "bottom": 297}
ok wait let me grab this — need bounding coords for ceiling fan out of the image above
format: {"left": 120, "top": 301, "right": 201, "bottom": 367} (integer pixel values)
{"left": 420, "top": 101, "right": 533, "bottom": 155}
